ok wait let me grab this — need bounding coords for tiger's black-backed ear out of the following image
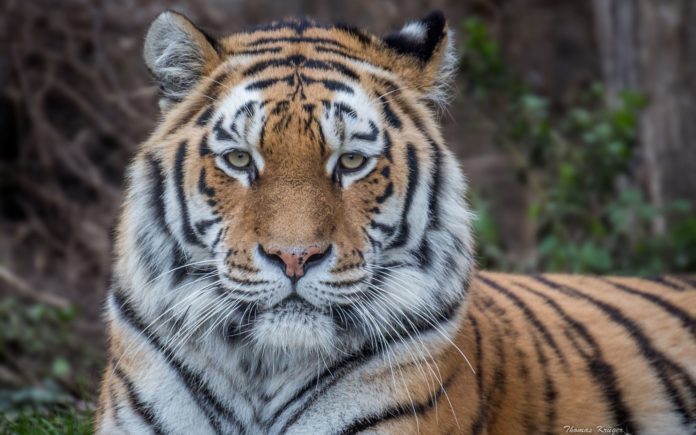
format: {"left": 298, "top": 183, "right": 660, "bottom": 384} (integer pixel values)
{"left": 384, "top": 11, "right": 447, "bottom": 62}
{"left": 382, "top": 11, "right": 457, "bottom": 107}
{"left": 144, "top": 11, "right": 221, "bottom": 111}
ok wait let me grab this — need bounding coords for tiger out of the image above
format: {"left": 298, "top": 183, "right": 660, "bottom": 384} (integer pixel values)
{"left": 96, "top": 9, "right": 696, "bottom": 435}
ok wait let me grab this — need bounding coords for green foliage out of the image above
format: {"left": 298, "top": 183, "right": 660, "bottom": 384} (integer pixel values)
{"left": 470, "top": 192, "right": 509, "bottom": 270}
{"left": 0, "top": 409, "right": 92, "bottom": 435}
{"left": 0, "top": 299, "right": 98, "bottom": 432}
{"left": 461, "top": 18, "right": 696, "bottom": 274}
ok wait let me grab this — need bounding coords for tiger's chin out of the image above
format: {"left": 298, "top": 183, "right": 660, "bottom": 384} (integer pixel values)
{"left": 247, "top": 298, "right": 339, "bottom": 357}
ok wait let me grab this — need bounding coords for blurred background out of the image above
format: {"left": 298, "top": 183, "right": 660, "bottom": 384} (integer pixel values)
{"left": 1, "top": 0, "right": 695, "bottom": 431}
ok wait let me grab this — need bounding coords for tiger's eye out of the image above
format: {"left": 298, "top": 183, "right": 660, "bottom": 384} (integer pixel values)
{"left": 339, "top": 153, "right": 366, "bottom": 171}
{"left": 225, "top": 151, "right": 251, "bottom": 168}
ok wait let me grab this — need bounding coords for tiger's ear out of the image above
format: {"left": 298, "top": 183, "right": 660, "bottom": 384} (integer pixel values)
{"left": 382, "top": 11, "right": 457, "bottom": 107}
{"left": 144, "top": 11, "right": 221, "bottom": 111}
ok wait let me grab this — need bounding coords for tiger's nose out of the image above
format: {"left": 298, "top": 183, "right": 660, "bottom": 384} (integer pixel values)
{"left": 259, "top": 244, "right": 332, "bottom": 282}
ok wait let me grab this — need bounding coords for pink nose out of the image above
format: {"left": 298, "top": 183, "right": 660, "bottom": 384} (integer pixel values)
{"left": 261, "top": 245, "right": 332, "bottom": 281}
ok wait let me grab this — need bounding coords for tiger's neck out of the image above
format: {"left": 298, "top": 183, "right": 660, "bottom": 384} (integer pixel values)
{"left": 107, "top": 279, "right": 470, "bottom": 432}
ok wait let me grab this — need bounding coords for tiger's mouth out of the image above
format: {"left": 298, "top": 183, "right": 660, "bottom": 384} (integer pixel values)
{"left": 270, "top": 293, "right": 329, "bottom": 315}
{"left": 243, "top": 293, "right": 340, "bottom": 353}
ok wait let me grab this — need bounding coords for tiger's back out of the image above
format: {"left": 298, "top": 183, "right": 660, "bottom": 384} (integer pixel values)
{"left": 430, "top": 273, "right": 696, "bottom": 435}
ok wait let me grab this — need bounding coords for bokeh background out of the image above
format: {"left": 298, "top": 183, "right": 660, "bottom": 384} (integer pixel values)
{"left": 1, "top": 0, "right": 695, "bottom": 431}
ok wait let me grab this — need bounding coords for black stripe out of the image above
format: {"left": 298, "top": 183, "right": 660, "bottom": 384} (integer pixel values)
{"left": 134, "top": 227, "right": 162, "bottom": 284}
{"left": 382, "top": 131, "right": 394, "bottom": 162}
{"left": 644, "top": 276, "right": 686, "bottom": 291}
{"left": 111, "top": 291, "right": 240, "bottom": 434}
{"left": 364, "top": 228, "right": 382, "bottom": 251}
{"left": 602, "top": 278, "right": 696, "bottom": 341}
{"left": 171, "top": 244, "right": 189, "bottom": 285}
{"left": 467, "top": 314, "right": 487, "bottom": 435}
{"left": 112, "top": 365, "right": 166, "bottom": 435}
{"left": 319, "top": 277, "right": 366, "bottom": 288}
{"left": 386, "top": 144, "right": 418, "bottom": 249}
{"left": 370, "top": 220, "right": 396, "bottom": 237}
{"left": 213, "top": 117, "right": 233, "bottom": 141}
{"left": 198, "top": 168, "right": 216, "bottom": 197}
{"left": 196, "top": 107, "right": 214, "bottom": 126}
{"left": 148, "top": 155, "right": 169, "bottom": 234}
{"left": 515, "top": 282, "right": 632, "bottom": 434}
{"left": 319, "top": 79, "right": 354, "bottom": 94}
{"left": 203, "top": 71, "right": 231, "bottom": 101}
{"left": 381, "top": 98, "right": 402, "bottom": 129}
{"left": 336, "top": 374, "right": 456, "bottom": 435}
{"left": 243, "top": 55, "right": 306, "bottom": 76}
{"left": 164, "top": 70, "right": 228, "bottom": 134}
{"left": 223, "top": 273, "right": 269, "bottom": 286}
{"left": 414, "top": 237, "right": 432, "bottom": 268}
{"left": 536, "top": 275, "right": 696, "bottom": 425}
{"left": 478, "top": 275, "right": 569, "bottom": 368}
{"left": 271, "top": 100, "right": 290, "bottom": 115}
{"left": 232, "top": 46, "right": 283, "bottom": 56}
{"left": 380, "top": 165, "right": 390, "bottom": 179}
{"left": 174, "top": 142, "right": 206, "bottom": 249}
{"left": 299, "top": 73, "right": 353, "bottom": 93}
{"left": 211, "top": 228, "right": 224, "bottom": 249}
{"left": 364, "top": 267, "right": 391, "bottom": 304}
{"left": 394, "top": 97, "right": 444, "bottom": 229}
{"left": 199, "top": 134, "right": 212, "bottom": 157}
{"left": 314, "top": 45, "right": 368, "bottom": 64}
{"left": 108, "top": 382, "right": 123, "bottom": 428}
{"left": 166, "top": 99, "right": 208, "bottom": 136}
{"left": 247, "top": 36, "right": 346, "bottom": 49}
{"left": 246, "top": 75, "right": 295, "bottom": 90}
{"left": 227, "top": 262, "right": 258, "bottom": 273}
{"left": 675, "top": 277, "right": 696, "bottom": 289}
{"left": 529, "top": 332, "right": 557, "bottom": 435}
{"left": 426, "top": 137, "right": 443, "bottom": 230}
{"left": 322, "top": 60, "right": 359, "bottom": 80}
{"left": 334, "top": 102, "right": 357, "bottom": 119}
{"left": 351, "top": 120, "right": 379, "bottom": 142}
{"left": 375, "top": 182, "right": 393, "bottom": 204}
{"left": 233, "top": 101, "right": 256, "bottom": 123}
{"left": 195, "top": 218, "right": 221, "bottom": 236}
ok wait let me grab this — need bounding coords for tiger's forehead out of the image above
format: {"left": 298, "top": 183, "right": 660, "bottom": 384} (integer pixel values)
{"left": 219, "top": 18, "right": 378, "bottom": 60}
{"left": 207, "top": 48, "right": 385, "bottom": 161}
{"left": 205, "top": 18, "right": 396, "bottom": 110}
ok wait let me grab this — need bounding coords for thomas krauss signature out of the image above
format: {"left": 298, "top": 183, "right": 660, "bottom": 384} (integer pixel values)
{"left": 563, "top": 425, "right": 626, "bottom": 434}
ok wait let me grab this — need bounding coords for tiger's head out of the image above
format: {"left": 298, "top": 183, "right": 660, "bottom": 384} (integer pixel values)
{"left": 117, "top": 11, "right": 473, "bottom": 361}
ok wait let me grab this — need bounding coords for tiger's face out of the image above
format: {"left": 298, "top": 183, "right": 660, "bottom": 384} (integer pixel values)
{"left": 123, "top": 11, "right": 473, "bottom": 360}
{"left": 204, "top": 82, "right": 395, "bottom": 351}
